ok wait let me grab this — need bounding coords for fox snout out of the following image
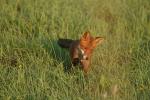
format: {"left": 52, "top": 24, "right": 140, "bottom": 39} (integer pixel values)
{"left": 78, "top": 47, "right": 88, "bottom": 60}
{"left": 81, "top": 49, "right": 89, "bottom": 60}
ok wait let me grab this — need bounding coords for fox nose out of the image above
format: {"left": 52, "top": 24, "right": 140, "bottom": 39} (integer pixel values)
{"left": 83, "top": 55, "right": 88, "bottom": 60}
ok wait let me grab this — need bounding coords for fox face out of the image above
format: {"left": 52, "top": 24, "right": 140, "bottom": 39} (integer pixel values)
{"left": 76, "top": 32, "right": 104, "bottom": 73}
{"left": 79, "top": 31, "right": 104, "bottom": 61}
{"left": 58, "top": 31, "right": 104, "bottom": 74}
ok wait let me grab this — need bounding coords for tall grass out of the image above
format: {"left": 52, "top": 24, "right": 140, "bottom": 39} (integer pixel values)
{"left": 0, "top": 0, "right": 150, "bottom": 99}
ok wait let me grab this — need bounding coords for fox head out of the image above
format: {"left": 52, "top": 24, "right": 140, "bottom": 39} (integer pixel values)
{"left": 79, "top": 31, "right": 104, "bottom": 60}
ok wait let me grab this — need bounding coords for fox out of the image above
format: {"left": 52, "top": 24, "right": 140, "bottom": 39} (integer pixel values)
{"left": 57, "top": 31, "right": 104, "bottom": 74}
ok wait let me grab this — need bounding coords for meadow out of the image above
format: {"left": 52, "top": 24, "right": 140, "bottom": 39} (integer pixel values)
{"left": 0, "top": 0, "right": 150, "bottom": 99}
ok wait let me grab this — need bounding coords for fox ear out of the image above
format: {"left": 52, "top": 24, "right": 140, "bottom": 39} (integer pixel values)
{"left": 92, "top": 37, "right": 104, "bottom": 48}
{"left": 81, "top": 31, "right": 90, "bottom": 40}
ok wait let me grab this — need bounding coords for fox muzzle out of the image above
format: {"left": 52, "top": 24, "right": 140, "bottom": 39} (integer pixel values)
{"left": 78, "top": 47, "right": 88, "bottom": 60}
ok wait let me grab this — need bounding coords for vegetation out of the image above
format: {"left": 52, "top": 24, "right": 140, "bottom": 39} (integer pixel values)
{"left": 0, "top": 0, "right": 150, "bottom": 99}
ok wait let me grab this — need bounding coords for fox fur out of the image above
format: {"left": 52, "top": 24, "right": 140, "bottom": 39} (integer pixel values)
{"left": 57, "top": 31, "right": 104, "bottom": 74}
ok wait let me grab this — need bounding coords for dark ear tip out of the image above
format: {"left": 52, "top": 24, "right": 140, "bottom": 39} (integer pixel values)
{"left": 84, "top": 31, "right": 90, "bottom": 34}
{"left": 82, "top": 31, "right": 91, "bottom": 38}
{"left": 96, "top": 37, "right": 104, "bottom": 40}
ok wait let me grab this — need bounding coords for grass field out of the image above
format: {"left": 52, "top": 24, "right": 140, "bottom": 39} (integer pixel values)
{"left": 0, "top": 0, "right": 150, "bottom": 99}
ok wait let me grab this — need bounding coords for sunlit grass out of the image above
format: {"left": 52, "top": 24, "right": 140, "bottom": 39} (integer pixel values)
{"left": 0, "top": 0, "right": 150, "bottom": 99}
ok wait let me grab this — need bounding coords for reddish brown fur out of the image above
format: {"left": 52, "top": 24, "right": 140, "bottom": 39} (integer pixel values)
{"left": 69, "top": 31, "right": 104, "bottom": 74}
{"left": 58, "top": 31, "right": 104, "bottom": 74}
